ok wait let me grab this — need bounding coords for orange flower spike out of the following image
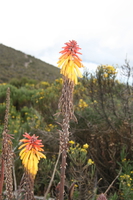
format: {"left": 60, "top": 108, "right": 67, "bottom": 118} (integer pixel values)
{"left": 57, "top": 40, "right": 84, "bottom": 84}
{"left": 19, "top": 132, "right": 46, "bottom": 178}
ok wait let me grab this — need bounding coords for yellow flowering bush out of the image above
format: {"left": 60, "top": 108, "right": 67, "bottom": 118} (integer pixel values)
{"left": 68, "top": 141, "right": 93, "bottom": 166}
{"left": 0, "top": 83, "right": 7, "bottom": 86}
{"left": 102, "top": 65, "right": 117, "bottom": 74}
{"left": 77, "top": 99, "right": 88, "bottom": 110}
{"left": 68, "top": 141, "right": 95, "bottom": 199}
{"left": 40, "top": 81, "right": 50, "bottom": 87}
{"left": 55, "top": 78, "right": 63, "bottom": 85}
{"left": 118, "top": 147, "right": 133, "bottom": 199}
{"left": 97, "top": 65, "right": 117, "bottom": 79}
{"left": 44, "top": 123, "right": 57, "bottom": 132}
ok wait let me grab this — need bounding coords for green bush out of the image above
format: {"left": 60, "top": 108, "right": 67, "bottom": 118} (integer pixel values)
{"left": 1, "top": 62, "right": 133, "bottom": 198}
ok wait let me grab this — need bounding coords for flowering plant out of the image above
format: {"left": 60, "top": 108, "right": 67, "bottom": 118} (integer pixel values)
{"left": 19, "top": 132, "right": 46, "bottom": 178}
{"left": 57, "top": 40, "right": 84, "bottom": 84}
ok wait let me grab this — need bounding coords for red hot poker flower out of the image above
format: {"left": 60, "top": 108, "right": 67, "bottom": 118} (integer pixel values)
{"left": 57, "top": 40, "right": 84, "bottom": 84}
{"left": 19, "top": 132, "right": 46, "bottom": 178}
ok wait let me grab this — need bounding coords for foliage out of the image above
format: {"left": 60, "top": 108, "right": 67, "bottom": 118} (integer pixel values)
{"left": 0, "top": 61, "right": 133, "bottom": 199}
{"left": 117, "top": 146, "right": 133, "bottom": 200}
{"left": 67, "top": 141, "right": 96, "bottom": 199}
{"left": 72, "top": 63, "right": 133, "bottom": 196}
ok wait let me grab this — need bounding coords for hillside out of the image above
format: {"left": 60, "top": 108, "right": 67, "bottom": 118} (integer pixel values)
{"left": 0, "top": 44, "right": 60, "bottom": 83}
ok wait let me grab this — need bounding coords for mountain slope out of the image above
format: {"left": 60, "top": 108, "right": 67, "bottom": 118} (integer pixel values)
{"left": 0, "top": 44, "right": 60, "bottom": 83}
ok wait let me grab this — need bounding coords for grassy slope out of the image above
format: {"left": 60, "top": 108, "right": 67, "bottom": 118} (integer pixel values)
{"left": 0, "top": 44, "right": 60, "bottom": 83}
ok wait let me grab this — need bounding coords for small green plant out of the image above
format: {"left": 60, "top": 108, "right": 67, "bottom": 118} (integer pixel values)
{"left": 109, "top": 192, "right": 118, "bottom": 200}
{"left": 68, "top": 141, "right": 95, "bottom": 199}
{"left": 117, "top": 146, "right": 133, "bottom": 200}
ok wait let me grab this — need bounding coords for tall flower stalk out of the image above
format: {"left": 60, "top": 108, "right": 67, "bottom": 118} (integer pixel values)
{"left": 0, "top": 88, "right": 14, "bottom": 200}
{"left": 18, "top": 132, "right": 46, "bottom": 199}
{"left": 57, "top": 40, "right": 84, "bottom": 200}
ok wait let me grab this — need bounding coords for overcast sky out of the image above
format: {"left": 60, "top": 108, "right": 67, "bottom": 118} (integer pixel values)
{"left": 0, "top": 0, "right": 133, "bottom": 73}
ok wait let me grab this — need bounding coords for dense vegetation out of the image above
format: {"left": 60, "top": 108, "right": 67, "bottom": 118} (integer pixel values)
{"left": 0, "top": 60, "right": 133, "bottom": 199}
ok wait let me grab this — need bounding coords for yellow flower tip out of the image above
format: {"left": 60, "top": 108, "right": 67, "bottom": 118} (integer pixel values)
{"left": 58, "top": 40, "right": 83, "bottom": 84}
{"left": 80, "top": 148, "right": 87, "bottom": 153}
{"left": 122, "top": 158, "right": 126, "bottom": 162}
{"left": 18, "top": 143, "right": 28, "bottom": 149}
{"left": 69, "top": 140, "right": 75, "bottom": 144}
{"left": 83, "top": 143, "right": 89, "bottom": 149}
{"left": 74, "top": 184, "right": 78, "bottom": 187}
{"left": 87, "top": 159, "right": 94, "bottom": 165}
